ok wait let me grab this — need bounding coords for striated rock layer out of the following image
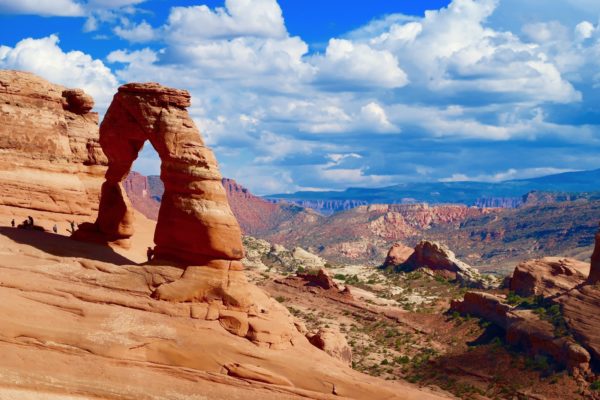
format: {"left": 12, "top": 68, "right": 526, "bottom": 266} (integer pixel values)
{"left": 0, "top": 70, "right": 107, "bottom": 220}
{"left": 451, "top": 292, "right": 590, "bottom": 375}
{"left": 76, "top": 82, "right": 244, "bottom": 266}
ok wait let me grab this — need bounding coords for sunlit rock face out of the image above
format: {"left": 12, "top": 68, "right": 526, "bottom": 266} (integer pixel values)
{"left": 0, "top": 70, "right": 106, "bottom": 217}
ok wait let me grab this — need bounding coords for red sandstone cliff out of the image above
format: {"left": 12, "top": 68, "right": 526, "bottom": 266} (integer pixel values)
{"left": 0, "top": 70, "right": 107, "bottom": 220}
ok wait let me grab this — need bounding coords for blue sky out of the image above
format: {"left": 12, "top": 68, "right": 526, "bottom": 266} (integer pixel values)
{"left": 1, "top": 0, "right": 600, "bottom": 195}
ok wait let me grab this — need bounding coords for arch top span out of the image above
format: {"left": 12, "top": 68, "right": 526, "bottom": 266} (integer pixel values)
{"left": 74, "top": 82, "right": 244, "bottom": 267}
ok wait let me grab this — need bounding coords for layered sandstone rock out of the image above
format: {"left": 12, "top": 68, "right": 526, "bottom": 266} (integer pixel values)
{"left": 76, "top": 82, "right": 244, "bottom": 266}
{"left": 559, "top": 285, "right": 600, "bottom": 363}
{"left": 0, "top": 70, "right": 106, "bottom": 219}
{"left": 383, "top": 242, "right": 414, "bottom": 267}
{"left": 510, "top": 257, "right": 589, "bottom": 298}
{"left": 401, "top": 240, "right": 501, "bottom": 289}
{"left": 451, "top": 292, "right": 591, "bottom": 374}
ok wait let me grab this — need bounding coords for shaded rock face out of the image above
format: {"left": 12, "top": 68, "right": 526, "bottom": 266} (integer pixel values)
{"left": 383, "top": 242, "right": 413, "bottom": 267}
{"left": 559, "top": 226, "right": 600, "bottom": 364}
{"left": 77, "top": 83, "right": 244, "bottom": 265}
{"left": 451, "top": 292, "right": 591, "bottom": 375}
{"left": 0, "top": 70, "right": 106, "bottom": 217}
{"left": 510, "top": 257, "right": 589, "bottom": 298}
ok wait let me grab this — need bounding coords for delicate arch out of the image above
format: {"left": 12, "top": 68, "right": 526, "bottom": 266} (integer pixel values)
{"left": 80, "top": 83, "right": 244, "bottom": 266}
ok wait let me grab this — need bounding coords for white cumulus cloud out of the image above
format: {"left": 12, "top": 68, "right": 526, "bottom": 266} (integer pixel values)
{"left": 0, "top": 35, "right": 118, "bottom": 111}
{"left": 0, "top": 0, "right": 84, "bottom": 16}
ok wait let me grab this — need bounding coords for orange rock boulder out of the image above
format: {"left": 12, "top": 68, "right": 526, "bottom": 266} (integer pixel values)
{"left": 307, "top": 327, "right": 353, "bottom": 366}
{"left": 383, "top": 242, "right": 413, "bottom": 267}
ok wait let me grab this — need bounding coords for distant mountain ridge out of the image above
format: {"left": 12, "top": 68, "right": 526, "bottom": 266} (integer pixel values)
{"left": 266, "top": 168, "right": 600, "bottom": 214}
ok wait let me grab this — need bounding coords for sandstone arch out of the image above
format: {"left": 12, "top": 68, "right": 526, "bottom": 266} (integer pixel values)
{"left": 76, "top": 83, "right": 244, "bottom": 269}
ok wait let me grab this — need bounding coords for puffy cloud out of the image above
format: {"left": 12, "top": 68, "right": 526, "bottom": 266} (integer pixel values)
{"left": 114, "top": 20, "right": 156, "bottom": 42}
{"left": 0, "top": 0, "right": 146, "bottom": 16}
{"left": 10, "top": 0, "right": 599, "bottom": 194}
{"left": 575, "top": 21, "right": 595, "bottom": 40}
{"left": 0, "top": 35, "right": 118, "bottom": 110}
{"left": 109, "top": 0, "right": 600, "bottom": 194}
{"left": 312, "top": 39, "right": 408, "bottom": 90}
{"left": 0, "top": 0, "right": 84, "bottom": 16}
{"left": 164, "top": 0, "right": 287, "bottom": 42}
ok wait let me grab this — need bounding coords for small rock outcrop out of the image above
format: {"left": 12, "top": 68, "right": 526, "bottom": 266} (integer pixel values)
{"left": 0, "top": 70, "right": 106, "bottom": 218}
{"left": 75, "top": 83, "right": 244, "bottom": 267}
{"left": 510, "top": 257, "right": 589, "bottom": 298}
{"left": 307, "top": 328, "right": 353, "bottom": 366}
{"left": 400, "top": 240, "right": 500, "bottom": 289}
{"left": 298, "top": 268, "right": 340, "bottom": 291}
{"left": 383, "top": 242, "right": 413, "bottom": 267}
{"left": 241, "top": 236, "right": 327, "bottom": 273}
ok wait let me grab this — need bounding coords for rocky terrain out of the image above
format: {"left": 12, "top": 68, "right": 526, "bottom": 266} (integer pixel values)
{"left": 0, "top": 70, "right": 452, "bottom": 400}
{"left": 125, "top": 170, "right": 599, "bottom": 273}
{"left": 428, "top": 198, "right": 600, "bottom": 274}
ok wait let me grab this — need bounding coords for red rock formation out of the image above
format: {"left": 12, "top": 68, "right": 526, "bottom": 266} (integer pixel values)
{"left": 451, "top": 292, "right": 591, "bottom": 374}
{"left": 559, "top": 285, "right": 600, "bottom": 363}
{"left": 558, "top": 226, "right": 600, "bottom": 364}
{"left": 298, "top": 268, "right": 340, "bottom": 291}
{"left": 383, "top": 243, "right": 414, "bottom": 267}
{"left": 587, "top": 226, "right": 600, "bottom": 284}
{"left": 402, "top": 240, "right": 500, "bottom": 288}
{"left": 0, "top": 70, "right": 106, "bottom": 218}
{"left": 123, "top": 173, "right": 316, "bottom": 237}
{"left": 510, "top": 257, "right": 589, "bottom": 298}
{"left": 75, "top": 83, "right": 244, "bottom": 266}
